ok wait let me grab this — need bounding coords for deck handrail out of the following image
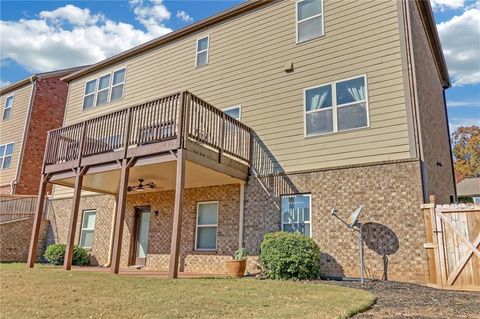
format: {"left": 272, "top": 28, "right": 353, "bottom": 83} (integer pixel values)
{"left": 44, "top": 91, "right": 252, "bottom": 166}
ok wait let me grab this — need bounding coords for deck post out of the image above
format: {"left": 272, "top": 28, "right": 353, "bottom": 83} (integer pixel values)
{"left": 111, "top": 158, "right": 134, "bottom": 274}
{"left": 27, "top": 173, "right": 50, "bottom": 268}
{"left": 168, "top": 148, "right": 186, "bottom": 278}
{"left": 64, "top": 166, "right": 87, "bottom": 270}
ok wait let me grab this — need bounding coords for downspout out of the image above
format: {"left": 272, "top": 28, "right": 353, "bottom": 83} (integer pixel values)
{"left": 104, "top": 195, "right": 118, "bottom": 267}
{"left": 238, "top": 182, "right": 245, "bottom": 249}
{"left": 443, "top": 89, "right": 457, "bottom": 202}
{"left": 13, "top": 75, "right": 37, "bottom": 195}
{"left": 404, "top": 0, "right": 428, "bottom": 202}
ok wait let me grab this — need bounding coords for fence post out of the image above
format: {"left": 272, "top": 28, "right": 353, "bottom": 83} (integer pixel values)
{"left": 218, "top": 113, "right": 225, "bottom": 163}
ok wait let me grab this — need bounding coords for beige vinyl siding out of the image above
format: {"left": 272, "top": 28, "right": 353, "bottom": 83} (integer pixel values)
{"left": 0, "top": 84, "right": 32, "bottom": 187}
{"left": 57, "top": 0, "right": 411, "bottom": 196}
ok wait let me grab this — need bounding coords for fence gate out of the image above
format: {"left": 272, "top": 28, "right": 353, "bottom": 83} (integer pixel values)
{"left": 423, "top": 198, "right": 480, "bottom": 291}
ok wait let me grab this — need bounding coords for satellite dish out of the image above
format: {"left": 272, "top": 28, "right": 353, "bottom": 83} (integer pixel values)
{"left": 348, "top": 205, "right": 363, "bottom": 227}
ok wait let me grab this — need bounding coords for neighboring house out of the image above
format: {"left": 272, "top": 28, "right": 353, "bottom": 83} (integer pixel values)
{"left": 0, "top": 68, "right": 83, "bottom": 196}
{"left": 28, "top": 0, "right": 455, "bottom": 283}
{"left": 457, "top": 178, "right": 480, "bottom": 203}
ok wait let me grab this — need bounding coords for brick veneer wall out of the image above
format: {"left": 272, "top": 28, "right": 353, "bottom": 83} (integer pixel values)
{"left": 15, "top": 76, "right": 69, "bottom": 195}
{"left": 0, "top": 218, "right": 48, "bottom": 262}
{"left": 408, "top": 1, "right": 455, "bottom": 203}
{"left": 244, "top": 159, "right": 428, "bottom": 283}
{"left": 47, "top": 195, "right": 116, "bottom": 266}
{"left": 48, "top": 160, "right": 429, "bottom": 282}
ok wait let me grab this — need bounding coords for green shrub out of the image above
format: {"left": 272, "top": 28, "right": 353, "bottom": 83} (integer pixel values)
{"left": 259, "top": 232, "right": 320, "bottom": 280}
{"left": 44, "top": 244, "right": 90, "bottom": 266}
{"left": 233, "top": 248, "right": 248, "bottom": 260}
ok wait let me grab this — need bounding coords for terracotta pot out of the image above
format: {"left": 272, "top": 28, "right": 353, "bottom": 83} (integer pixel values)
{"left": 226, "top": 259, "right": 247, "bottom": 277}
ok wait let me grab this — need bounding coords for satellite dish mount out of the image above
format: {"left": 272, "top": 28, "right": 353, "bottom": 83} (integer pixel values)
{"left": 331, "top": 205, "right": 366, "bottom": 283}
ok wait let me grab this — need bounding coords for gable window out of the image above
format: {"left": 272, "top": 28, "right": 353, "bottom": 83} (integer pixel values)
{"left": 195, "top": 201, "right": 218, "bottom": 250}
{"left": 305, "top": 75, "right": 368, "bottom": 136}
{"left": 79, "top": 210, "right": 96, "bottom": 248}
{"left": 82, "top": 67, "right": 126, "bottom": 110}
{"left": 3, "top": 95, "right": 13, "bottom": 120}
{"left": 0, "top": 143, "right": 14, "bottom": 170}
{"left": 223, "top": 106, "right": 241, "bottom": 120}
{"left": 196, "top": 36, "right": 209, "bottom": 67}
{"left": 296, "top": 0, "right": 324, "bottom": 43}
{"left": 281, "top": 194, "right": 311, "bottom": 237}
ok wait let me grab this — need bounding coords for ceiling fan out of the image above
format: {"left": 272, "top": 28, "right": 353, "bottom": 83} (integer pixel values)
{"left": 127, "top": 179, "right": 157, "bottom": 192}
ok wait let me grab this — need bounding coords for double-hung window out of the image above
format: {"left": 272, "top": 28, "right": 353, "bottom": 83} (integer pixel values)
{"left": 196, "top": 36, "right": 209, "bottom": 67}
{"left": 79, "top": 210, "right": 96, "bottom": 248}
{"left": 3, "top": 95, "right": 13, "bottom": 120}
{"left": 0, "top": 143, "right": 14, "bottom": 170}
{"left": 281, "top": 194, "right": 311, "bottom": 237}
{"left": 296, "top": 0, "right": 324, "bottom": 43}
{"left": 223, "top": 106, "right": 241, "bottom": 120}
{"left": 305, "top": 75, "right": 369, "bottom": 136}
{"left": 82, "top": 68, "right": 126, "bottom": 109}
{"left": 195, "top": 201, "right": 218, "bottom": 250}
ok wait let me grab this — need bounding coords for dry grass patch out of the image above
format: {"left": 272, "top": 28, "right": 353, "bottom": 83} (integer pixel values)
{"left": 0, "top": 263, "right": 375, "bottom": 319}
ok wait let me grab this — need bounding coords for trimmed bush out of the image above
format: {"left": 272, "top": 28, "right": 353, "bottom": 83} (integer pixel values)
{"left": 259, "top": 232, "right": 320, "bottom": 280}
{"left": 44, "top": 244, "right": 90, "bottom": 266}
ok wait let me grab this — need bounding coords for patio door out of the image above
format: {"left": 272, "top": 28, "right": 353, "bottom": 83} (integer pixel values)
{"left": 133, "top": 207, "right": 151, "bottom": 267}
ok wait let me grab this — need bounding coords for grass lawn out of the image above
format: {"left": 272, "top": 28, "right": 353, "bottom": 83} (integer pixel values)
{"left": 0, "top": 263, "right": 375, "bottom": 319}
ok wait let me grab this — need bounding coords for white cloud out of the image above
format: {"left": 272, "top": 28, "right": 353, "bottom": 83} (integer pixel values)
{"left": 130, "top": 0, "right": 171, "bottom": 35}
{"left": 437, "top": 6, "right": 480, "bottom": 86}
{"left": 0, "top": 80, "right": 11, "bottom": 88}
{"left": 447, "top": 100, "right": 480, "bottom": 107}
{"left": 431, "top": 0, "right": 465, "bottom": 11}
{"left": 176, "top": 10, "right": 193, "bottom": 23}
{"left": 39, "top": 5, "right": 103, "bottom": 26}
{"left": 0, "top": 3, "right": 173, "bottom": 73}
{"left": 449, "top": 117, "right": 480, "bottom": 132}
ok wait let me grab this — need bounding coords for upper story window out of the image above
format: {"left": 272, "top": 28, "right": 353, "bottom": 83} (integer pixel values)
{"left": 0, "top": 142, "right": 14, "bottom": 170}
{"left": 223, "top": 106, "right": 241, "bottom": 120}
{"left": 79, "top": 210, "right": 96, "bottom": 248}
{"left": 296, "top": 0, "right": 324, "bottom": 43}
{"left": 305, "top": 75, "right": 369, "bottom": 136}
{"left": 196, "top": 36, "right": 209, "bottom": 67}
{"left": 281, "top": 194, "right": 311, "bottom": 237}
{"left": 83, "top": 68, "right": 126, "bottom": 110}
{"left": 3, "top": 95, "right": 13, "bottom": 120}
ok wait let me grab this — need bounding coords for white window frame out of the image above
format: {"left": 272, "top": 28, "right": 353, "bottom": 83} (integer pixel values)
{"left": 281, "top": 193, "right": 312, "bottom": 238}
{"left": 195, "top": 201, "right": 218, "bottom": 251}
{"left": 195, "top": 35, "right": 210, "bottom": 68}
{"left": 296, "top": 0, "right": 325, "bottom": 44}
{"left": 3, "top": 95, "right": 14, "bottom": 120}
{"left": 79, "top": 209, "right": 96, "bottom": 249}
{"left": 95, "top": 73, "right": 112, "bottom": 106}
{"left": 222, "top": 105, "right": 242, "bottom": 121}
{"left": 110, "top": 68, "right": 126, "bottom": 102}
{"left": 304, "top": 74, "right": 369, "bottom": 137}
{"left": 82, "top": 67, "right": 127, "bottom": 110}
{"left": 0, "top": 142, "right": 14, "bottom": 170}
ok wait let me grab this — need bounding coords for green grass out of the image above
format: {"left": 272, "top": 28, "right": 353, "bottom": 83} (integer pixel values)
{"left": 0, "top": 263, "right": 375, "bottom": 319}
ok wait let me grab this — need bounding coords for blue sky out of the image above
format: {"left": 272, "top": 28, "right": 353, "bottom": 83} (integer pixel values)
{"left": 1, "top": 0, "right": 479, "bottom": 131}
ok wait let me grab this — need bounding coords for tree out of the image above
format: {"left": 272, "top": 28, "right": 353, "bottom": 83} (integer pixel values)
{"left": 452, "top": 126, "right": 480, "bottom": 182}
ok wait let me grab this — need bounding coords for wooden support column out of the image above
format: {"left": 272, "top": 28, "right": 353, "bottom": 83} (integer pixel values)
{"left": 111, "top": 158, "right": 135, "bottom": 274}
{"left": 64, "top": 166, "right": 87, "bottom": 270}
{"left": 168, "top": 148, "right": 186, "bottom": 278}
{"left": 27, "top": 173, "right": 50, "bottom": 268}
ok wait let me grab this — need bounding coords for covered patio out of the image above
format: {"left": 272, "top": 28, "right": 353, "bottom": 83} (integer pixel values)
{"left": 27, "top": 91, "right": 253, "bottom": 278}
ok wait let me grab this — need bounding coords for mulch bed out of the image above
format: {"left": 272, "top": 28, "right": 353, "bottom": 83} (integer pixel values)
{"left": 325, "top": 279, "right": 480, "bottom": 318}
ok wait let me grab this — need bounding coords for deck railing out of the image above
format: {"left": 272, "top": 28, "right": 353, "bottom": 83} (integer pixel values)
{"left": 44, "top": 91, "right": 252, "bottom": 166}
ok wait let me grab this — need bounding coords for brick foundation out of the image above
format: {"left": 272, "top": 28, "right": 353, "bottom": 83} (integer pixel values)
{"left": 47, "top": 159, "right": 429, "bottom": 282}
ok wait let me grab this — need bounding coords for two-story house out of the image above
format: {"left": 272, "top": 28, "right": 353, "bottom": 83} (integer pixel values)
{"left": 28, "top": 0, "right": 455, "bottom": 283}
{"left": 0, "top": 68, "right": 82, "bottom": 196}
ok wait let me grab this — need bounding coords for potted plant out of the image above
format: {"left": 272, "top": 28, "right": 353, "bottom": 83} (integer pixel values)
{"left": 226, "top": 248, "right": 248, "bottom": 277}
